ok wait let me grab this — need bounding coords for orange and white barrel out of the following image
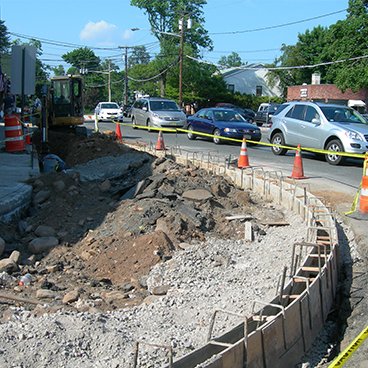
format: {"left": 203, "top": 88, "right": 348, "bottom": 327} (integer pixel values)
{"left": 359, "top": 156, "right": 368, "bottom": 214}
{"left": 4, "top": 115, "right": 25, "bottom": 153}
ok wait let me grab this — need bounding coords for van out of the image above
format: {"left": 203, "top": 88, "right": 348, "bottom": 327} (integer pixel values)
{"left": 131, "top": 97, "right": 187, "bottom": 129}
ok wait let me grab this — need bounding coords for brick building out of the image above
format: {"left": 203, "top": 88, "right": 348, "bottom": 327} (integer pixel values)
{"left": 287, "top": 83, "right": 368, "bottom": 112}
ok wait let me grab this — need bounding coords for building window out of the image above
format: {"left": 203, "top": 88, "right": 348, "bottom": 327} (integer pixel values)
{"left": 227, "top": 84, "right": 235, "bottom": 93}
{"left": 256, "top": 85, "right": 262, "bottom": 96}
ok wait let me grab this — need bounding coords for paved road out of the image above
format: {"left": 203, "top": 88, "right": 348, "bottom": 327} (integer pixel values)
{"left": 85, "top": 120, "right": 364, "bottom": 193}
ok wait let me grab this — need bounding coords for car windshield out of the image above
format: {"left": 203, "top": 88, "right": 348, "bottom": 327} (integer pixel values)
{"left": 213, "top": 110, "right": 246, "bottom": 122}
{"left": 320, "top": 106, "right": 368, "bottom": 125}
{"left": 101, "top": 103, "right": 119, "bottom": 109}
{"left": 150, "top": 101, "right": 179, "bottom": 111}
{"left": 273, "top": 103, "right": 289, "bottom": 116}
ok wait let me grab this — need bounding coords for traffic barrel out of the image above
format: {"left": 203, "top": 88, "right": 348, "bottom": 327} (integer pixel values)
{"left": 4, "top": 114, "right": 25, "bottom": 153}
{"left": 359, "top": 154, "right": 368, "bottom": 214}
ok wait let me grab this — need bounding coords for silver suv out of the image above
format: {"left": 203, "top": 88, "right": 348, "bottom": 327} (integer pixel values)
{"left": 268, "top": 101, "right": 368, "bottom": 165}
{"left": 131, "top": 97, "right": 186, "bottom": 129}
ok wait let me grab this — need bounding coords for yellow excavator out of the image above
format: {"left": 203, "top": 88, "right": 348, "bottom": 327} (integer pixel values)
{"left": 48, "top": 74, "right": 84, "bottom": 128}
{"left": 35, "top": 74, "right": 86, "bottom": 155}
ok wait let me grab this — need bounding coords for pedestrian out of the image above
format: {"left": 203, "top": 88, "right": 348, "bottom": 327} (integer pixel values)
{"left": 3, "top": 92, "right": 15, "bottom": 115}
{"left": 31, "top": 96, "right": 42, "bottom": 125}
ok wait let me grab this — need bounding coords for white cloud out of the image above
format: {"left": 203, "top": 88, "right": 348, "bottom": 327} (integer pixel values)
{"left": 122, "top": 29, "right": 134, "bottom": 40}
{"left": 80, "top": 20, "right": 117, "bottom": 42}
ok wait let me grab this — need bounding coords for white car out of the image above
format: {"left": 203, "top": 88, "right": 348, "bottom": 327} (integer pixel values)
{"left": 95, "top": 102, "right": 123, "bottom": 122}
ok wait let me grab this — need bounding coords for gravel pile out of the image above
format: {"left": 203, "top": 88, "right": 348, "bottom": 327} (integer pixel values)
{"left": 0, "top": 211, "right": 306, "bottom": 368}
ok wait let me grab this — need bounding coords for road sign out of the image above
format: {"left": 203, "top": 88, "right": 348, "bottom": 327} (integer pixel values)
{"left": 10, "top": 45, "right": 36, "bottom": 95}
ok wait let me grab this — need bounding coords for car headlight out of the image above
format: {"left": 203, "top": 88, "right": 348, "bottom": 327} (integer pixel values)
{"left": 224, "top": 128, "right": 237, "bottom": 133}
{"left": 345, "top": 130, "right": 363, "bottom": 141}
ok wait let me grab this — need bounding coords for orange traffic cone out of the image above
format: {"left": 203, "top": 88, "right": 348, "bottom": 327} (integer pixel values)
{"left": 289, "top": 144, "right": 307, "bottom": 179}
{"left": 115, "top": 123, "right": 122, "bottom": 141}
{"left": 25, "top": 124, "right": 32, "bottom": 145}
{"left": 238, "top": 136, "right": 250, "bottom": 168}
{"left": 359, "top": 154, "right": 368, "bottom": 214}
{"left": 155, "top": 130, "right": 166, "bottom": 151}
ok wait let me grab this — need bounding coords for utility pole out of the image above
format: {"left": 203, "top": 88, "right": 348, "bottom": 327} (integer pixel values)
{"left": 124, "top": 47, "right": 128, "bottom": 106}
{"left": 178, "top": 17, "right": 184, "bottom": 109}
{"left": 108, "top": 60, "right": 111, "bottom": 102}
{"left": 118, "top": 46, "right": 130, "bottom": 107}
{"left": 178, "top": 17, "right": 191, "bottom": 108}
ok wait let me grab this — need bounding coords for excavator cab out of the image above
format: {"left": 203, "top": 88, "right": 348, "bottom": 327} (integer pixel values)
{"left": 49, "top": 75, "right": 84, "bottom": 127}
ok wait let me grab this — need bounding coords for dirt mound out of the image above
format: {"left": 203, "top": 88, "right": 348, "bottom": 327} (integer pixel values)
{"left": 0, "top": 131, "right": 287, "bottom": 314}
{"left": 32, "top": 129, "right": 133, "bottom": 166}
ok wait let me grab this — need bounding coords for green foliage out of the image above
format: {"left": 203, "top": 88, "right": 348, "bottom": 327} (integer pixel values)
{"left": 0, "top": 20, "right": 10, "bottom": 54}
{"left": 52, "top": 65, "right": 66, "bottom": 76}
{"left": 128, "top": 46, "right": 151, "bottom": 68}
{"left": 272, "top": 0, "right": 368, "bottom": 92}
{"left": 131, "top": 0, "right": 212, "bottom": 51}
{"left": 62, "top": 47, "right": 100, "bottom": 71}
{"left": 324, "top": 0, "right": 368, "bottom": 91}
{"left": 271, "top": 25, "right": 330, "bottom": 91}
{"left": 218, "top": 52, "right": 243, "bottom": 67}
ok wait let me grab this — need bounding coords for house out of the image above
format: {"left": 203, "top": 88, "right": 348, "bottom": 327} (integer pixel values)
{"left": 218, "top": 64, "right": 283, "bottom": 97}
{"left": 287, "top": 80, "right": 368, "bottom": 113}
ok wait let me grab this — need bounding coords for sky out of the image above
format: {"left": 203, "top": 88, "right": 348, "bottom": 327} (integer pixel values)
{"left": 0, "top": 0, "right": 349, "bottom": 72}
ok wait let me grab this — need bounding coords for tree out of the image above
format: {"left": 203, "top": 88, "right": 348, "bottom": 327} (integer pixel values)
{"left": 128, "top": 46, "right": 151, "bottom": 68}
{"left": 218, "top": 52, "right": 243, "bottom": 68}
{"left": 131, "top": 0, "right": 212, "bottom": 52}
{"left": 270, "top": 25, "right": 330, "bottom": 92}
{"left": 62, "top": 47, "right": 100, "bottom": 72}
{"left": 324, "top": 0, "right": 368, "bottom": 91}
{"left": 131, "top": 0, "right": 212, "bottom": 98}
{"left": 52, "top": 65, "right": 66, "bottom": 76}
{"left": 271, "top": 0, "right": 368, "bottom": 92}
{"left": 0, "top": 20, "right": 11, "bottom": 54}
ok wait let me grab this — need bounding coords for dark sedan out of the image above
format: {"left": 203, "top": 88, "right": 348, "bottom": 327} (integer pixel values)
{"left": 186, "top": 108, "right": 262, "bottom": 144}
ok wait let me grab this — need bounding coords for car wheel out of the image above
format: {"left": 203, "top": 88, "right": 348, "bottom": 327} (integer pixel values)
{"left": 132, "top": 117, "right": 137, "bottom": 129}
{"left": 187, "top": 125, "right": 196, "bottom": 140}
{"left": 213, "top": 129, "right": 222, "bottom": 144}
{"left": 271, "top": 132, "right": 287, "bottom": 155}
{"left": 325, "top": 139, "right": 345, "bottom": 165}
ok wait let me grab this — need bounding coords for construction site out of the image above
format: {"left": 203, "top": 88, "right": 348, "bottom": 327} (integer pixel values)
{"left": 0, "top": 128, "right": 367, "bottom": 368}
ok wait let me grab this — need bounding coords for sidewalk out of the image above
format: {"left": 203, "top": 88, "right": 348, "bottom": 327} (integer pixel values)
{"left": 0, "top": 123, "right": 40, "bottom": 222}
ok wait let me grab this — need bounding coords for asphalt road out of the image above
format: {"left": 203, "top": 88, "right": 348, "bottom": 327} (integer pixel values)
{"left": 84, "top": 120, "right": 364, "bottom": 193}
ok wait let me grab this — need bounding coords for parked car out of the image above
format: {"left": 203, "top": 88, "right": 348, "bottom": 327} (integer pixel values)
{"left": 215, "top": 103, "right": 256, "bottom": 124}
{"left": 130, "top": 97, "right": 186, "bottom": 129}
{"left": 268, "top": 101, "right": 368, "bottom": 165}
{"left": 186, "top": 107, "right": 262, "bottom": 145}
{"left": 95, "top": 102, "right": 123, "bottom": 122}
{"left": 255, "top": 103, "right": 281, "bottom": 126}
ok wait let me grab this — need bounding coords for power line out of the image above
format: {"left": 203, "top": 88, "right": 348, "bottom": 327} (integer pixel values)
{"left": 186, "top": 54, "right": 368, "bottom": 71}
{"left": 209, "top": 9, "right": 347, "bottom": 35}
{"left": 203, "top": 48, "right": 281, "bottom": 54}
{"left": 128, "top": 60, "right": 179, "bottom": 82}
{"left": 9, "top": 31, "right": 159, "bottom": 51}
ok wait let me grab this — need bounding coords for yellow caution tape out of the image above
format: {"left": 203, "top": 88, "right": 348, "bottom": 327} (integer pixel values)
{"left": 344, "top": 182, "right": 362, "bottom": 215}
{"left": 344, "top": 153, "right": 368, "bottom": 215}
{"left": 328, "top": 325, "right": 368, "bottom": 367}
{"left": 113, "top": 121, "right": 367, "bottom": 159}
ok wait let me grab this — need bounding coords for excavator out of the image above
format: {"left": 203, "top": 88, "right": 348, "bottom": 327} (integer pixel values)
{"left": 34, "top": 74, "right": 86, "bottom": 160}
{"left": 47, "top": 74, "right": 84, "bottom": 129}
